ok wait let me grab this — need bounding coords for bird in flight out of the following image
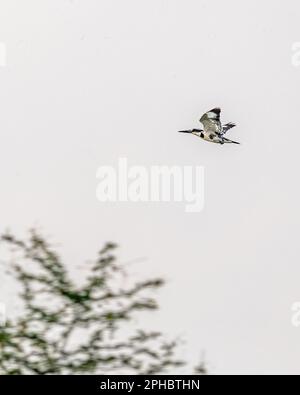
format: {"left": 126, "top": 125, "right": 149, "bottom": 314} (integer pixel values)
{"left": 178, "top": 108, "right": 239, "bottom": 145}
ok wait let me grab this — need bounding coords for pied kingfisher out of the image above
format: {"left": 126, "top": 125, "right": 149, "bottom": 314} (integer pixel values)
{"left": 178, "top": 107, "right": 239, "bottom": 145}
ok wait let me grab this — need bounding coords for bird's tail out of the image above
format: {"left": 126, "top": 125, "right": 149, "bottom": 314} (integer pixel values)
{"left": 222, "top": 137, "right": 240, "bottom": 144}
{"left": 222, "top": 122, "right": 236, "bottom": 134}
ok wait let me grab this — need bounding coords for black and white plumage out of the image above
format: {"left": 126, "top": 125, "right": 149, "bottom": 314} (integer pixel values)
{"left": 178, "top": 108, "right": 239, "bottom": 145}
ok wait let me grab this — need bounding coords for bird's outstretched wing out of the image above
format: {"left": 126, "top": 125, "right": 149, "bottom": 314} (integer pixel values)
{"left": 199, "top": 108, "right": 222, "bottom": 135}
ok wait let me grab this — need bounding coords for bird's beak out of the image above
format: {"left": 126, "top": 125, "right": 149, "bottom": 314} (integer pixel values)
{"left": 178, "top": 130, "right": 192, "bottom": 133}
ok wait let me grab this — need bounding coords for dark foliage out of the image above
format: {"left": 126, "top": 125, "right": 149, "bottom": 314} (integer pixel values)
{"left": 0, "top": 231, "right": 185, "bottom": 375}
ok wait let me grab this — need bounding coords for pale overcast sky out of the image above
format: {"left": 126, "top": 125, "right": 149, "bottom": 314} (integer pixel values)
{"left": 1, "top": 0, "right": 300, "bottom": 374}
